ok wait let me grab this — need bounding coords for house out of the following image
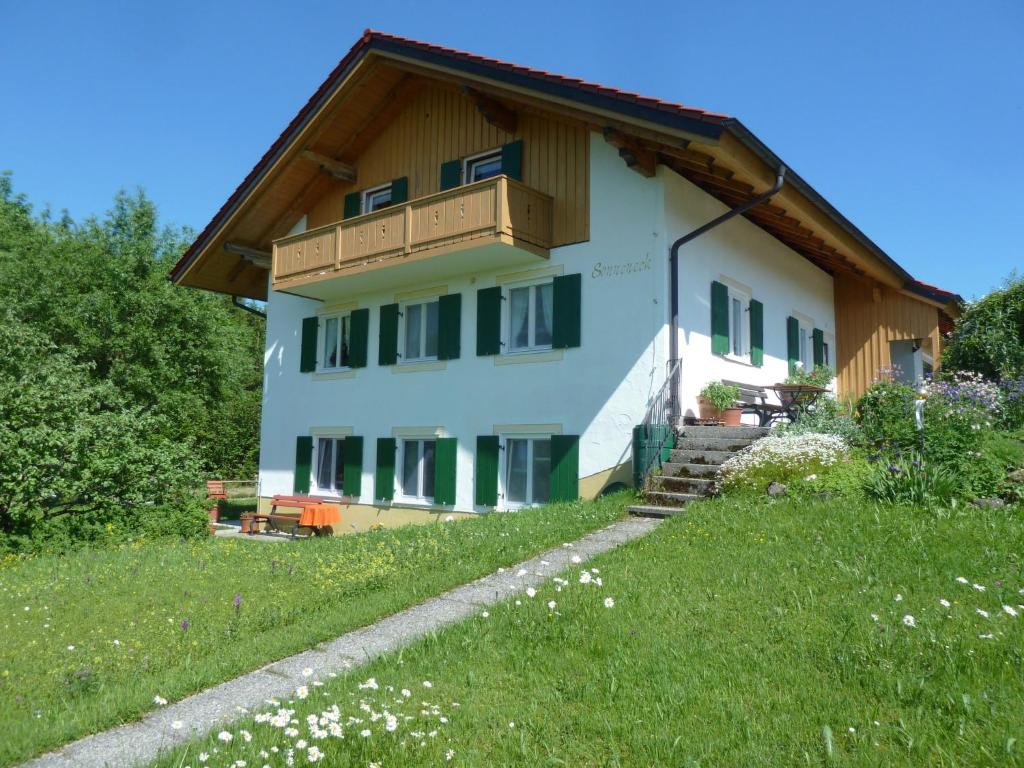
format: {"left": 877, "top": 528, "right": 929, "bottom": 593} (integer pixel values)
{"left": 170, "top": 30, "right": 961, "bottom": 526}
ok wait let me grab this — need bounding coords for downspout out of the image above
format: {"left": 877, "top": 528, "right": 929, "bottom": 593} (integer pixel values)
{"left": 667, "top": 165, "right": 786, "bottom": 417}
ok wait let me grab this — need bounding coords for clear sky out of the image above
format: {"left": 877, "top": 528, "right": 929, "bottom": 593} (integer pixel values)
{"left": 2, "top": 0, "right": 1021, "bottom": 299}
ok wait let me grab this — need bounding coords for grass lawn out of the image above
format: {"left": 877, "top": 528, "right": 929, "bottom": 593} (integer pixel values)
{"left": 156, "top": 496, "right": 1024, "bottom": 767}
{"left": 0, "top": 497, "right": 624, "bottom": 767}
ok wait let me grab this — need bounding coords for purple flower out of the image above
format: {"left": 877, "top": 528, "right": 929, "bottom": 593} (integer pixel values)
{"left": 180, "top": 618, "right": 190, "bottom": 631}
{"left": 233, "top": 593, "right": 242, "bottom": 611}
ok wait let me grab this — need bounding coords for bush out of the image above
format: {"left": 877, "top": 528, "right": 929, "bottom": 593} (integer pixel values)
{"left": 855, "top": 380, "right": 919, "bottom": 452}
{"left": 785, "top": 363, "right": 835, "bottom": 387}
{"left": 864, "top": 454, "right": 958, "bottom": 506}
{"left": 943, "top": 272, "right": 1024, "bottom": 380}
{"left": 718, "top": 433, "right": 849, "bottom": 494}
{"left": 999, "top": 376, "right": 1024, "bottom": 430}
{"left": 777, "top": 395, "right": 861, "bottom": 443}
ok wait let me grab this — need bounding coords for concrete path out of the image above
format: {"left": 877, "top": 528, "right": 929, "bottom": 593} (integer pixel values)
{"left": 23, "top": 516, "right": 661, "bottom": 768}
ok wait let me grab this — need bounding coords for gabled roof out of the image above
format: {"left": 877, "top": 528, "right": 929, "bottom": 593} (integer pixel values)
{"left": 170, "top": 29, "right": 956, "bottom": 306}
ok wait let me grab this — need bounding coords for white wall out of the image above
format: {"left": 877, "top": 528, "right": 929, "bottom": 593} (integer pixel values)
{"left": 257, "top": 134, "right": 670, "bottom": 512}
{"left": 662, "top": 169, "right": 836, "bottom": 419}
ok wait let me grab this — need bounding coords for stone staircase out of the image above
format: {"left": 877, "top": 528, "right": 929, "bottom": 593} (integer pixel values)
{"left": 628, "top": 425, "right": 769, "bottom": 517}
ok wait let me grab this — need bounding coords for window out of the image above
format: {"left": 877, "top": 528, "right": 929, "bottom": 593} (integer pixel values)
{"left": 726, "top": 286, "right": 750, "bottom": 359}
{"left": 504, "top": 437, "right": 551, "bottom": 507}
{"left": 464, "top": 149, "right": 503, "bottom": 183}
{"left": 362, "top": 183, "right": 393, "bottom": 213}
{"left": 321, "top": 313, "right": 351, "bottom": 370}
{"left": 799, "top": 326, "right": 808, "bottom": 370}
{"left": 315, "top": 437, "right": 345, "bottom": 494}
{"left": 507, "top": 281, "right": 553, "bottom": 352}
{"left": 402, "top": 300, "right": 440, "bottom": 362}
{"left": 400, "top": 439, "right": 436, "bottom": 500}
{"left": 823, "top": 340, "right": 831, "bottom": 367}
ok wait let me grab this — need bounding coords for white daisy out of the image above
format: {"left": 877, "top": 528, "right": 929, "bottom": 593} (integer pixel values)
{"left": 902, "top": 615, "right": 916, "bottom": 628}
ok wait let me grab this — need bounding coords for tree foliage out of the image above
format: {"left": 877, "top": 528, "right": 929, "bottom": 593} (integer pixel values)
{"left": 943, "top": 273, "right": 1024, "bottom": 380}
{"left": 0, "top": 173, "right": 263, "bottom": 551}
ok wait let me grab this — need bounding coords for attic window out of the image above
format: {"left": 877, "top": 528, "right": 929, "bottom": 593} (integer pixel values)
{"left": 464, "top": 150, "right": 503, "bottom": 183}
{"left": 362, "top": 184, "right": 393, "bottom": 213}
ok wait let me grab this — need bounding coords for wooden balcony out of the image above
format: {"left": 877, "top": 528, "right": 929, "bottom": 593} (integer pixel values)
{"left": 271, "top": 176, "right": 553, "bottom": 299}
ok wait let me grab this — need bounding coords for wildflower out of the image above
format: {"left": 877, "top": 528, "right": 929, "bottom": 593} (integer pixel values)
{"left": 570, "top": 555, "right": 582, "bottom": 564}
{"left": 446, "top": 749, "right": 455, "bottom": 760}
{"left": 894, "top": 594, "right": 903, "bottom": 602}
{"left": 525, "top": 587, "right": 537, "bottom": 598}
{"left": 112, "top": 639, "right": 120, "bottom": 646}
{"left": 359, "top": 728, "right": 371, "bottom": 738}
{"left": 973, "top": 583, "right": 986, "bottom": 592}
{"left": 579, "top": 571, "right": 592, "bottom": 584}
{"left": 604, "top": 597, "right": 615, "bottom": 609}
{"left": 976, "top": 609, "right": 989, "bottom": 618}
{"left": 296, "top": 686, "right": 309, "bottom": 699}
{"left": 902, "top": 615, "right": 916, "bottom": 628}
{"left": 180, "top": 618, "right": 190, "bottom": 632}
{"left": 516, "top": 569, "right": 528, "bottom": 577}
{"left": 307, "top": 746, "right": 323, "bottom": 762}
{"left": 295, "top": 739, "right": 307, "bottom": 749}
{"left": 198, "top": 754, "right": 209, "bottom": 764}
{"left": 302, "top": 667, "right": 313, "bottom": 677}
{"left": 870, "top": 613, "right": 879, "bottom": 622}
{"left": 217, "top": 731, "right": 233, "bottom": 742}
{"left": 385, "top": 714, "right": 398, "bottom": 732}
{"left": 979, "top": 633, "right": 995, "bottom": 640}
{"left": 400, "top": 689, "right": 412, "bottom": 698}
{"left": 171, "top": 720, "right": 183, "bottom": 730}
{"left": 234, "top": 592, "right": 242, "bottom": 610}
{"left": 956, "top": 577, "right": 969, "bottom": 584}
{"left": 154, "top": 695, "right": 168, "bottom": 706}
{"left": 480, "top": 611, "right": 490, "bottom": 618}
{"left": 422, "top": 681, "right": 433, "bottom": 688}
{"left": 67, "top": 645, "right": 75, "bottom": 651}
{"left": 1004, "top": 605, "right": 1019, "bottom": 617}
{"left": 444, "top": 515, "right": 454, "bottom": 522}
{"left": 547, "top": 600, "right": 557, "bottom": 610}
{"left": 509, "top": 722, "right": 515, "bottom": 728}
{"left": 358, "top": 678, "right": 379, "bottom": 690}
{"left": 939, "top": 599, "right": 951, "bottom": 608}
{"left": 240, "top": 729, "right": 252, "bottom": 742}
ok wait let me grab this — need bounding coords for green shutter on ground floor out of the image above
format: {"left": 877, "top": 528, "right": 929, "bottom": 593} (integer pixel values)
{"left": 813, "top": 328, "right": 824, "bottom": 368}
{"left": 550, "top": 435, "right": 580, "bottom": 503}
{"left": 294, "top": 436, "right": 313, "bottom": 494}
{"left": 438, "top": 293, "right": 462, "bottom": 361}
{"left": 787, "top": 316, "right": 800, "bottom": 375}
{"left": 552, "top": 273, "right": 581, "bottom": 349}
{"left": 300, "top": 316, "right": 319, "bottom": 373}
{"left": 348, "top": 308, "right": 369, "bottom": 368}
{"left": 749, "top": 299, "right": 764, "bottom": 367}
{"left": 343, "top": 191, "right": 361, "bottom": 219}
{"left": 476, "top": 286, "right": 502, "bottom": 356}
{"left": 342, "top": 436, "right": 363, "bottom": 498}
{"left": 475, "top": 436, "right": 499, "bottom": 507}
{"left": 375, "top": 438, "right": 396, "bottom": 501}
{"left": 434, "top": 438, "right": 458, "bottom": 506}
{"left": 379, "top": 303, "right": 399, "bottom": 365}
{"left": 710, "top": 281, "right": 729, "bottom": 356}
{"left": 440, "top": 159, "right": 462, "bottom": 191}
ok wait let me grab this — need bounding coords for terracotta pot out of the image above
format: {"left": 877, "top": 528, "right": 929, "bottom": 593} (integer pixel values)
{"left": 208, "top": 523, "right": 217, "bottom": 536}
{"left": 722, "top": 407, "right": 743, "bottom": 427}
{"left": 240, "top": 514, "right": 252, "bottom": 534}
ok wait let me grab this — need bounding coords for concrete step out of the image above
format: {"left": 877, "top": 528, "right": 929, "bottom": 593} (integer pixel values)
{"left": 668, "top": 449, "right": 735, "bottom": 465}
{"left": 644, "top": 490, "right": 705, "bottom": 508}
{"left": 674, "top": 436, "right": 758, "bottom": 453}
{"left": 660, "top": 461, "right": 720, "bottom": 478}
{"left": 652, "top": 475, "right": 715, "bottom": 494}
{"left": 678, "top": 426, "right": 770, "bottom": 439}
{"left": 628, "top": 504, "right": 689, "bottom": 518}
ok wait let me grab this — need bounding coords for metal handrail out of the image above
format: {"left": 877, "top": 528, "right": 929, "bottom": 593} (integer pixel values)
{"left": 635, "top": 358, "right": 681, "bottom": 488}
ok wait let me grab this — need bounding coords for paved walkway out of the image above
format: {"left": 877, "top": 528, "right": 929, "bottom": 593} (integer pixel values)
{"left": 24, "top": 516, "right": 661, "bottom": 768}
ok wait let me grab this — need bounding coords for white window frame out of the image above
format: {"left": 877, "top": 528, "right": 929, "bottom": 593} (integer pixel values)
{"left": 796, "top": 318, "right": 815, "bottom": 372}
{"left": 361, "top": 183, "right": 393, "bottom": 214}
{"left": 503, "top": 278, "right": 554, "bottom": 354}
{"left": 397, "top": 437, "right": 437, "bottom": 503}
{"left": 726, "top": 286, "right": 751, "bottom": 362}
{"left": 319, "top": 311, "right": 352, "bottom": 371}
{"left": 314, "top": 436, "right": 346, "bottom": 495}
{"left": 500, "top": 434, "right": 552, "bottom": 510}
{"left": 463, "top": 148, "right": 503, "bottom": 184}
{"left": 399, "top": 297, "right": 441, "bottom": 363}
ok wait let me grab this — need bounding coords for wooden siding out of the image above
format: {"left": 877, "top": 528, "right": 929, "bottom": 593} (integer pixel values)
{"left": 306, "top": 80, "right": 588, "bottom": 248}
{"left": 834, "top": 272, "right": 943, "bottom": 400}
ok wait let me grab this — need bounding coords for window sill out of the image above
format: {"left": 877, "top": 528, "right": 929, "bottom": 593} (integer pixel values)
{"left": 313, "top": 369, "right": 357, "bottom": 381}
{"left": 495, "top": 349, "right": 564, "bottom": 366}
{"left": 388, "top": 499, "right": 450, "bottom": 511}
{"left": 391, "top": 360, "right": 447, "bottom": 374}
{"left": 716, "top": 353, "right": 758, "bottom": 368}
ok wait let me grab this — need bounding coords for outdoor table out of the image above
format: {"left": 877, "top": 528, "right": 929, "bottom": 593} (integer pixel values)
{"left": 298, "top": 503, "right": 341, "bottom": 531}
{"left": 768, "top": 384, "right": 827, "bottom": 423}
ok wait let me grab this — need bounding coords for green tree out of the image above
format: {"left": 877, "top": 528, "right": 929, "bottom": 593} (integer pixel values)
{"left": 943, "top": 273, "right": 1024, "bottom": 379}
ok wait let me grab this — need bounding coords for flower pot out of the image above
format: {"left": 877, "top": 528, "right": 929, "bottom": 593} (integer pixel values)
{"left": 240, "top": 513, "right": 252, "bottom": 535}
{"left": 722, "top": 406, "right": 743, "bottom": 427}
{"left": 698, "top": 398, "right": 742, "bottom": 425}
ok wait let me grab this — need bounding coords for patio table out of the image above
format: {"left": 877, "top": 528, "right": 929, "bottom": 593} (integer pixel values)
{"left": 298, "top": 503, "right": 341, "bottom": 530}
{"left": 768, "top": 384, "right": 827, "bottom": 423}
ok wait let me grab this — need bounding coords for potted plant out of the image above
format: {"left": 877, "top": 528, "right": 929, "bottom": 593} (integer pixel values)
{"left": 699, "top": 381, "right": 742, "bottom": 426}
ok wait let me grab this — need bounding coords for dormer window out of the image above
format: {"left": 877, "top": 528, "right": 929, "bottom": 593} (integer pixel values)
{"left": 464, "top": 150, "right": 503, "bottom": 183}
{"left": 362, "top": 183, "right": 393, "bottom": 213}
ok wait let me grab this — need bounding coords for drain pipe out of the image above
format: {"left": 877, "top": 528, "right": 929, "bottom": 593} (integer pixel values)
{"left": 668, "top": 165, "right": 787, "bottom": 366}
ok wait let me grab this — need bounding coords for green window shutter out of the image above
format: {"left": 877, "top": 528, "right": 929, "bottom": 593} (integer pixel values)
{"left": 434, "top": 437, "right": 458, "bottom": 506}
{"left": 342, "top": 436, "right": 363, "bottom": 498}
{"left": 474, "top": 436, "right": 499, "bottom": 507}
{"left": 813, "top": 328, "right": 824, "bottom": 367}
{"left": 440, "top": 159, "right": 462, "bottom": 191}
{"left": 500, "top": 139, "right": 523, "bottom": 181}
{"left": 293, "top": 436, "right": 313, "bottom": 494}
{"left": 437, "top": 293, "right": 462, "bottom": 361}
{"left": 550, "top": 435, "right": 580, "bottom": 503}
{"left": 378, "top": 303, "right": 399, "bottom": 365}
{"left": 347, "top": 308, "right": 369, "bottom": 368}
{"left": 343, "top": 191, "right": 361, "bottom": 219}
{"left": 710, "top": 281, "right": 729, "bottom": 355}
{"left": 787, "top": 316, "right": 800, "bottom": 375}
{"left": 300, "top": 316, "right": 319, "bottom": 372}
{"left": 749, "top": 299, "right": 764, "bottom": 367}
{"left": 390, "top": 176, "right": 408, "bottom": 204}
{"left": 375, "top": 438, "right": 396, "bottom": 501}
{"left": 476, "top": 286, "right": 502, "bottom": 356}
{"left": 552, "top": 273, "right": 582, "bottom": 349}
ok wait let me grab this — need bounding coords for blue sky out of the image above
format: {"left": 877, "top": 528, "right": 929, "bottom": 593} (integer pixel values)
{"left": 2, "top": 0, "right": 1021, "bottom": 299}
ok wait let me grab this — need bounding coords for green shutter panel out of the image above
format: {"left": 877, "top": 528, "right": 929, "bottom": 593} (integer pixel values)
{"left": 347, "top": 308, "right": 369, "bottom": 368}
{"left": 438, "top": 293, "right": 462, "bottom": 361}
{"left": 300, "top": 316, "right": 319, "bottom": 372}
{"left": 710, "top": 281, "right": 729, "bottom": 355}
{"left": 500, "top": 139, "right": 523, "bottom": 181}
{"left": 378, "top": 303, "right": 399, "bottom": 365}
{"left": 476, "top": 286, "right": 502, "bottom": 356}
{"left": 434, "top": 438, "right": 458, "bottom": 506}
{"left": 749, "top": 299, "right": 764, "bottom": 367}
{"left": 343, "top": 191, "right": 361, "bottom": 219}
{"left": 390, "top": 176, "right": 408, "bottom": 204}
{"left": 342, "top": 436, "right": 363, "bottom": 498}
{"left": 293, "top": 436, "right": 313, "bottom": 494}
{"left": 787, "top": 316, "right": 800, "bottom": 375}
{"left": 550, "top": 435, "right": 580, "bottom": 503}
{"left": 375, "top": 438, "right": 396, "bottom": 501}
{"left": 813, "top": 328, "right": 825, "bottom": 368}
{"left": 440, "top": 159, "right": 462, "bottom": 191}
{"left": 474, "top": 436, "right": 499, "bottom": 507}
{"left": 552, "top": 273, "right": 582, "bottom": 349}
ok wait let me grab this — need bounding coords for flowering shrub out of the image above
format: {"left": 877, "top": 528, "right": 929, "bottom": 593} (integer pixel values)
{"left": 855, "top": 380, "right": 919, "bottom": 451}
{"left": 864, "top": 453, "right": 958, "bottom": 506}
{"left": 785, "top": 363, "right": 835, "bottom": 388}
{"left": 776, "top": 395, "right": 861, "bottom": 443}
{"left": 718, "top": 433, "right": 849, "bottom": 494}
{"left": 999, "top": 375, "right": 1024, "bottom": 429}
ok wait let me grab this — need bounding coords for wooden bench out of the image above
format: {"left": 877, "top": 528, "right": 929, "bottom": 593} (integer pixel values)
{"left": 245, "top": 495, "right": 345, "bottom": 538}
{"left": 721, "top": 380, "right": 786, "bottom": 427}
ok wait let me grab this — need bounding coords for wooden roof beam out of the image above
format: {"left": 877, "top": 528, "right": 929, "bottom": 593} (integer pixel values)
{"left": 299, "top": 150, "right": 357, "bottom": 183}
{"left": 462, "top": 86, "right": 518, "bottom": 133}
{"left": 603, "top": 127, "right": 656, "bottom": 177}
{"left": 224, "top": 242, "right": 271, "bottom": 269}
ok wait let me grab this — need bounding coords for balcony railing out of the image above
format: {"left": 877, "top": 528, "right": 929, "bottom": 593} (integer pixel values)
{"left": 271, "top": 175, "right": 553, "bottom": 291}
